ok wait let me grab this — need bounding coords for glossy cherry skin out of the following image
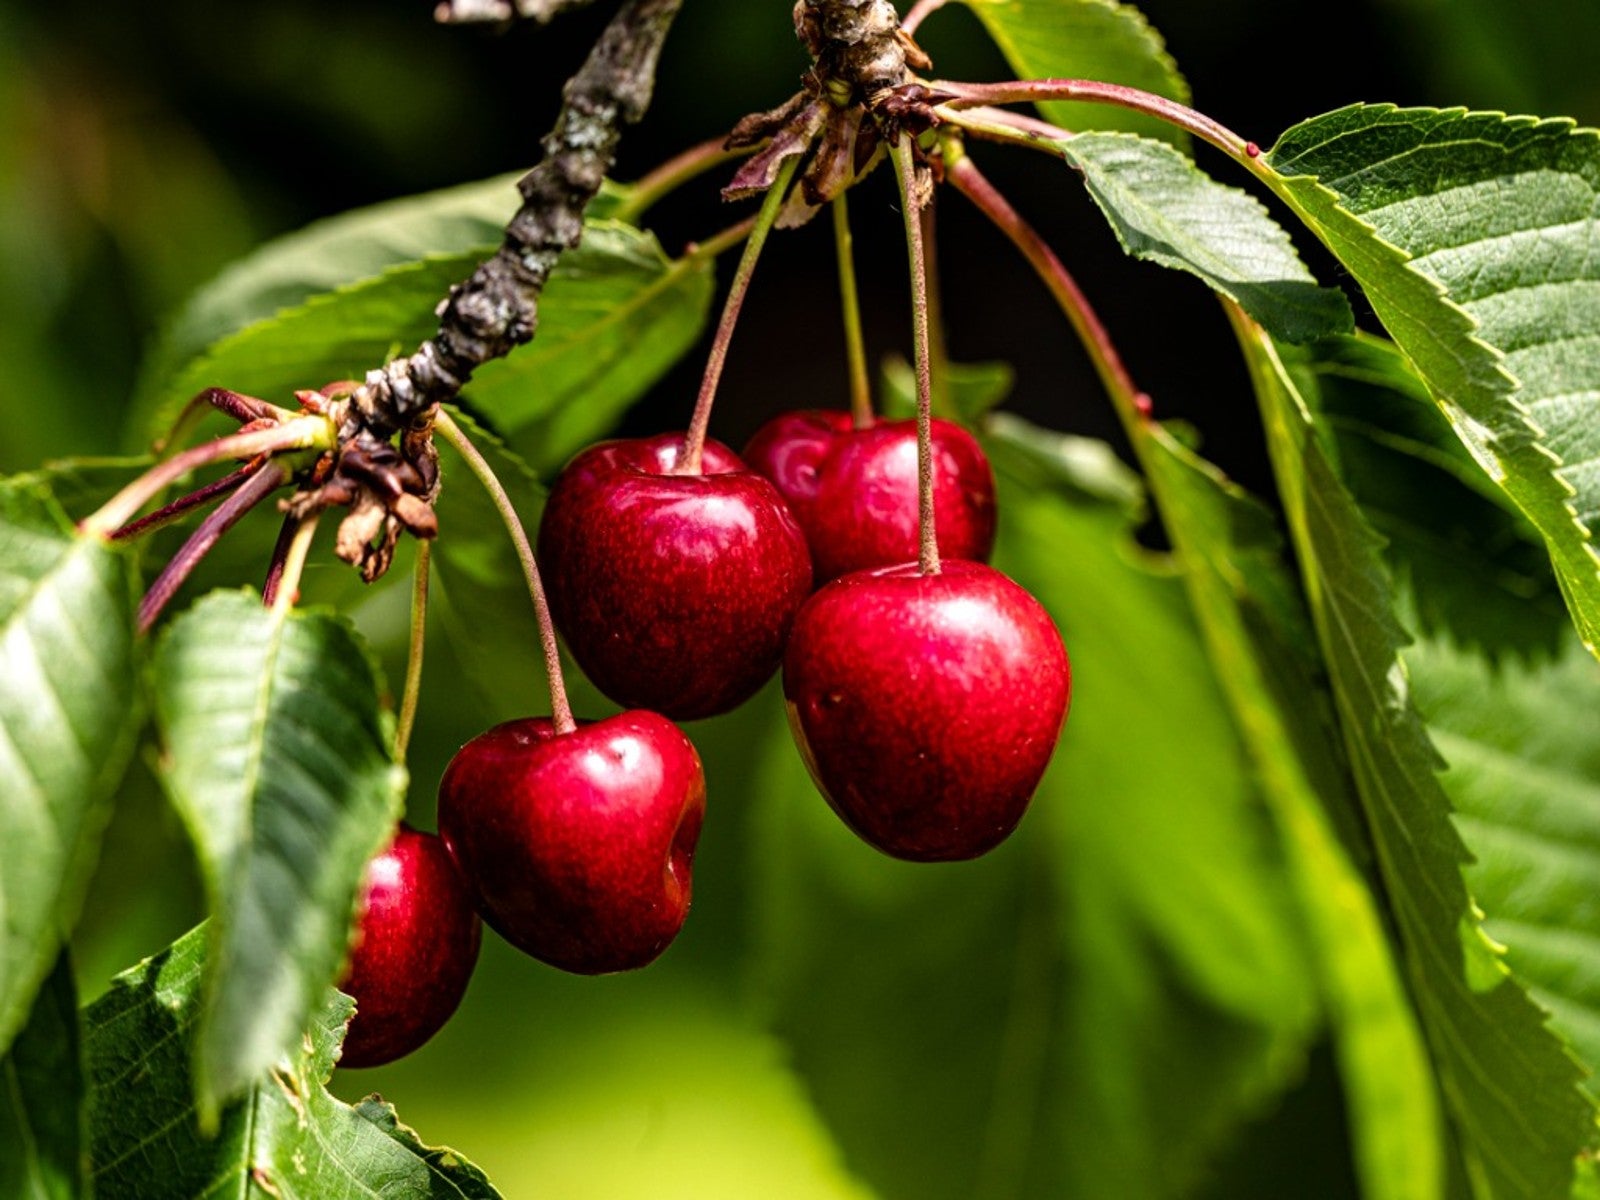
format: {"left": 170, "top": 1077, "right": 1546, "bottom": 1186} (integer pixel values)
{"left": 783, "top": 560, "right": 1070, "bottom": 861}
{"left": 743, "top": 410, "right": 997, "bottom": 583}
{"left": 339, "top": 825, "right": 482, "bottom": 1068}
{"left": 437, "top": 711, "right": 706, "bottom": 975}
{"left": 537, "top": 433, "right": 813, "bottom": 720}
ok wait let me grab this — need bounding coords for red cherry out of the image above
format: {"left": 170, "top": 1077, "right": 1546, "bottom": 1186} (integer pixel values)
{"left": 339, "top": 825, "right": 482, "bottom": 1068}
{"left": 436, "top": 711, "right": 706, "bottom": 975}
{"left": 782, "top": 561, "right": 1070, "bottom": 861}
{"left": 537, "top": 433, "right": 813, "bottom": 719}
{"left": 743, "top": 410, "right": 997, "bottom": 582}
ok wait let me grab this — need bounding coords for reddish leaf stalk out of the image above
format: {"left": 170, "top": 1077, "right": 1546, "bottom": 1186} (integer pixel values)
{"left": 110, "top": 465, "right": 258, "bottom": 542}
{"left": 891, "top": 140, "right": 941, "bottom": 576}
{"left": 138, "top": 463, "right": 289, "bottom": 633}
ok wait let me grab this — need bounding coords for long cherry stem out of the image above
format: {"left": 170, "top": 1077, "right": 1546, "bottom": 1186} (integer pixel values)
{"left": 679, "top": 152, "right": 801, "bottom": 474}
{"left": 269, "top": 513, "right": 320, "bottom": 618}
{"left": 945, "top": 149, "right": 1148, "bottom": 431}
{"left": 900, "top": 0, "right": 947, "bottom": 35}
{"left": 831, "top": 192, "right": 874, "bottom": 428}
{"left": 109, "top": 464, "right": 257, "bottom": 541}
{"left": 393, "top": 540, "right": 431, "bottom": 763}
{"left": 434, "top": 410, "right": 575, "bottom": 735}
{"left": 137, "top": 462, "right": 288, "bottom": 633}
{"left": 933, "top": 79, "right": 1260, "bottom": 169}
{"left": 891, "top": 139, "right": 941, "bottom": 576}
{"left": 84, "top": 416, "right": 333, "bottom": 538}
{"left": 920, "top": 194, "right": 951, "bottom": 415}
{"left": 261, "top": 513, "right": 302, "bottom": 608}
{"left": 612, "top": 135, "right": 749, "bottom": 225}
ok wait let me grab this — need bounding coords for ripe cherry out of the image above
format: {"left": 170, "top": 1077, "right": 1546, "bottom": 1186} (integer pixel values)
{"left": 537, "top": 433, "right": 813, "bottom": 720}
{"left": 743, "top": 410, "right": 997, "bottom": 583}
{"left": 339, "top": 825, "right": 482, "bottom": 1069}
{"left": 436, "top": 711, "right": 706, "bottom": 975}
{"left": 783, "top": 560, "right": 1069, "bottom": 861}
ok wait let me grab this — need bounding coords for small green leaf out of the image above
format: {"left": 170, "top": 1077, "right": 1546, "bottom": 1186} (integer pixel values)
{"left": 1043, "top": 132, "right": 1352, "bottom": 343}
{"left": 1136, "top": 421, "right": 1442, "bottom": 1200}
{"left": 0, "top": 956, "right": 86, "bottom": 1200}
{"left": 1263, "top": 105, "right": 1600, "bottom": 662}
{"left": 948, "top": 0, "right": 1191, "bottom": 147}
{"left": 0, "top": 483, "right": 141, "bottom": 1056}
{"left": 86, "top": 925, "right": 500, "bottom": 1199}
{"left": 880, "top": 353, "right": 1014, "bottom": 422}
{"left": 1234, "top": 310, "right": 1596, "bottom": 1198}
{"left": 152, "top": 590, "right": 405, "bottom": 1119}
{"left": 1406, "top": 622, "right": 1600, "bottom": 1103}
{"left": 1284, "top": 334, "right": 1567, "bottom": 662}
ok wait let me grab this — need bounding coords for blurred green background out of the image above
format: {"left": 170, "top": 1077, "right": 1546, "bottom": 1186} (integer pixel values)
{"left": 5, "top": 1, "right": 1597, "bottom": 1196}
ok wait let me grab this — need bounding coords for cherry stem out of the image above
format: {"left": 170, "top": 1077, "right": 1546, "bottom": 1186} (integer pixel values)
{"left": 137, "top": 462, "right": 289, "bottom": 633}
{"left": 261, "top": 513, "right": 302, "bottom": 608}
{"left": 153, "top": 387, "right": 286, "bottom": 455}
{"left": 679, "top": 152, "right": 801, "bottom": 474}
{"left": 434, "top": 410, "right": 576, "bottom": 735}
{"left": 109, "top": 464, "right": 257, "bottom": 541}
{"left": 269, "top": 511, "right": 320, "bottom": 618}
{"left": 83, "top": 416, "right": 333, "bottom": 538}
{"left": 891, "top": 139, "right": 941, "bottom": 577}
{"left": 945, "top": 150, "right": 1149, "bottom": 430}
{"left": 612, "top": 135, "right": 749, "bottom": 225}
{"left": 683, "top": 214, "right": 756, "bottom": 262}
{"left": 831, "top": 192, "right": 874, "bottom": 428}
{"left": 393, "top": 539, "right": 431, "bottom": 764}
{"left": 920, "top": 193, "right": 951, "bottom": 416}
{"left": 933, "top": 79, "right": 1258, "bottom": 168}
{"left": 900, "top": 0, "right": 947, "bottom": 35}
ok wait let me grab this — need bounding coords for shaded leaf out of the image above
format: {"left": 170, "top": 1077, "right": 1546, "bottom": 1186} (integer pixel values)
{"left": 152, "top": 590, "right": 405, "bottom": 1119}
{"left": 1233, "top": 308, "right": 1595, "bottom": 1198}
{"left": 1135, "top": 420, "right": 1442, "bottom": 1200}
{"left": 85, "top": 925, "right": 500, "bottom": 1199}
{"left": 1263, "top": 105, "right": 1600, "bottom": 660}
{"left": 0, "top": 483, "right": 141, "bottom": 1055}
{"left": 0, "top": 956, "right": 85, "bottom": 1200}
{"left": 1054, "top": 132, "right": 1352, "bottom": 343}
{"left": 880, "top": 353, "right": 1014, "bottom": 422}
{"left": 947, "top": 0, "right": 1191, "bottom": 147}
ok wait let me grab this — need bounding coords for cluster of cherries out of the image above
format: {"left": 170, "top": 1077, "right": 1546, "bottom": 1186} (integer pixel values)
{"left": 338, "top": 409, "right": 1071, "bottom": 1069}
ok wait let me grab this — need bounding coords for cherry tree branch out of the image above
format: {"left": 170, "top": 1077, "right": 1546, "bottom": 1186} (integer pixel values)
{"left": 434, "top": 0, "right": 600, "bottom": 27}
{"left": 352, "top": 0, "right": 683, "bottom": 437}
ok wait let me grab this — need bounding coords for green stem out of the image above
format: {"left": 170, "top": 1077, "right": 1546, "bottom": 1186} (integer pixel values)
{"left": 611, "top": 136, "right": 749, "bottom": 225}
{"left": 269, "top": 513, "right": 320, "bottom": 618}
{"left": 679, "top": 152, "right": 802, "bottom": 473}
{"left": 434, "top": 410, "right": 576, "bottom": 735}
{"left": 920, "top": 193, "right": 951, "bottom": 416}
{"left": 832, "top": 192, "right": 875, "bottom": 427}
{"left": 393, "top": 539, "right": 431, "bottom": 764}
{"left": 892, "top": 139, "right": 941, "bottom": 577}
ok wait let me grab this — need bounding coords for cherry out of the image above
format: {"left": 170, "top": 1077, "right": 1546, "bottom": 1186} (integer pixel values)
{"left": 782, "top": 560, "right": 1070, "bottom": 861}
{"left": 436, "top": 710, "right": 706, "bottom": 975}
{"left": 743, "top": 410, "right": 997, "bottom": 583}
{"left": 537, "top": 433, "right": 813, "bottom": 720}
{"left": 339, "top": 825, "right": 482, "bottom": 1069}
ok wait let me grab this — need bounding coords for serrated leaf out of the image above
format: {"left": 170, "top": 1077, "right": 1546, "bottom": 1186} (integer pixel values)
{"left": 86, "top": 925, "right": 500, "bottom": 1199}
{"left": 1262, "top": 105, "right": 1600, "bottom": 661}
{"left": 947, "top": 0, "right": 1191, "bottom": 148}
{"left": 0, "top": 483, "right": 141, "bottom": 1057}
{"left": 1135, "top": 421, "right": 1442, "bottom": 1200}
{"left": 1233, "top": 308, "right": 1595, "bottom": 1198}
{"left": 152, "top": 590, "right": 405, "bottom": 1119}
{"left": 0, "top": 956, "right": 85, "bottom": 1200}
{"left": 141, "top": 222, "right": 712, "bottom": 477}
{"left": 1284, "top": 334, "right": 1567, "bottom": 662}
{"left": 1046, "top": 132, "right": 1352, "bottom": 343}
{"left": 752, "top": 422, "right": 1318, "bottom": 1198}
{"left": 1405, "top": 622, "right": 1600, "bottom": 1104}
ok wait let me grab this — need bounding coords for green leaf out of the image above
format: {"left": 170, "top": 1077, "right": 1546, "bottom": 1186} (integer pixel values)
{"left": 880, "top": 353, "right": 1015, "bottom": 422}
{"left": 751, "top": 422, "right": 1318, "bottom": 1198}
{"left": 151, "top": 590, "right": 405, "bottom": 1119}
{"left": 0, "top": 483, "right": 141, "bottom": 1056}
{"left": 1233, "top": 310, "right": 1595, "bottom": 1197}
{"left": 1284, "top": 334, "right": 1567, "bottom": 662}
{"left": 1405, "top": 622, "right": 1600, "bottom": 1104}
{"left": 86, "top": 925, "right": 500, "bottom": 1199}
{"left": 140, "top": 222, "right": 711, "bottom": 477}
{"left": 0, "top": 956, "right": 86, "bottom": 1200}
{"left": 1263, "top": 105, "right": 1600, "bottom": 661}
{"left": 1048, "top": 132, "right": 1352, "bottom": 343}
{"left": 947, "top": 0, "right": 1192, "bottom": 147}
{"left": 1135, "top": 421, "right": 1442, "bottom": 1200}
